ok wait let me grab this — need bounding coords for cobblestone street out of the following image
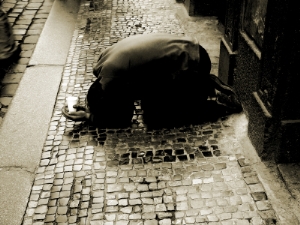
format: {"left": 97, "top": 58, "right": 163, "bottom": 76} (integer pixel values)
{"left": 17, "top": 0, "right": 279, "bottom": 224}
{"left": 1, "top": 0, "right": 291, "bottom": 224}
{"left": 23, "top": 113, "right": 277, "bottom": 225}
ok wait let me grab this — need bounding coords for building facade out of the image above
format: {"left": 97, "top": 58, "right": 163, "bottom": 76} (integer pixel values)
{"left": 219, "top": 0, "right": 300, "bottom": 163}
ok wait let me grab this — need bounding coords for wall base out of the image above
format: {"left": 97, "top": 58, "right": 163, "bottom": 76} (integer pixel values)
{"left": 247, "top": 92, "right": 273, "bottom": 160}
{"left": 277, "top": 121, "right": 300, "bottom": 163}
{"left": 245, "top": 92, "right": 300, "bottom": 163}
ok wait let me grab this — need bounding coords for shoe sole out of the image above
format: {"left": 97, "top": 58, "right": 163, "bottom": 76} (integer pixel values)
{"left": 209, "top": 74, "right": 236, "bottom": 95}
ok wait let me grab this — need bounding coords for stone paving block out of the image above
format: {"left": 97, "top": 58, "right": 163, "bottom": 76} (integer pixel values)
{"left": 141, "top": 192, "right": 153, "bottom": 198}
{"left": 9, "top": 64, "right": 27, "bottom": 74}
{"left": 202, "top": 195, "right": 214, "bottom": 205}
{"left": 0, "top": 83, "right": 19, "bottom": 96}
{"left": 13, "top": 34, "right": 24, "bottom": 41}
{"left": 13, "top": 29, "right": 27, "bottom": 36}
{"left": 256, "top": 200, "right": 272, "bottom": 211}
{"left": 11, "top": 8, "right": 24, "bottom": 13}
{"left": 44, "top": 214, "right": 55, "bottom": 222}
{"left": 248, "top": 184, "right": 265, "bottom": 193}
{"left": 116, "top": 221, "right": 129, "bottom": 225}
{"left": 236, "top": 220, "right": 251, "bottom": 225}
{"left": 129, "top": 199, "right": 142, "bottom": 206}
{"left": 244, "top": 175, "right": 260, "bottom": 185}
{"left": 19, "top": 44, "right": 36, "bottom": 52}
{"left": 56, "top": 215, "right": 67, "bottom": 222}
{"left": 153, "top": 190, "right": 164, "bottom": 197}
{"left": 230, "top": 196, "right": 243, "bottom": 205}
{"left": 20, "top": 50, "right": 34, "bottom": 58}
{"left": 250, "top": 192, "right": 267, "bottom": 201}
{"left": 189, "top": 192, "right": 202, "bottom": 200}
{"left": 186, "top": 216, "right": 198, "bottom": 224}
{"left": 2, "top": 73, "right": 23, "bottom": 84}
{"left": 143, "top": 219, "right": 158, "bottom": 225}
{"left": 130, "top": 192, "right": 140, "bottom": 200}
{"left": 158, "top": 218, "right": 171, "bottom": 225}
{"left": 22, "top": 9, "right": 36, "bottom": 15}
{"left": 28, "top": 23, "right": 44, "bottom": 30}
{"left": 175, "top": 201, "right": 188, "bottom": 211}
{"left": 232, "top": 212, "right": 244, "bottom": 219}
{"left": 119, "top": 199, "right": 128, "bottom": 206}
{"left": 142, "top": 205, "right": 154, "bottom": 213}
{"left": 164, "top": 208, "right": 177, "bottom": 217}
{"left": 26, "top": 2, "right": 43, "bottom": 9}
{"left": 154, "top": 197, "right": 163, "bottom": 205}
{"left": 141, "top": 198, "right": 153, "bottom": 205}
{"left": 201, "top": 191, "right": 213, "bottom": 199}
{"left": 33, "top": 214, "right": 46, "bottom": 220}
{"left": 16, "top": 19, "right": 32, "bottom": 25}
{"left": 240, "top": 194, "right": 252, "bottom": 204}
{"left": 13, "top": 24, "right": 29, "bottom": 30}
{"left": 35, "top": 13, "right": 49, "bottom": 19}
{"left": 200, "top": 208, "right": 213, "bottom": 216}
{"left": 23, "top": 35, "right": 40, "bottom": 43}
{"left": 37, "top": 198, "right": 48, "bottom": 205}
{"left": 236, "top": 188, "right": 248, "bottom": 195}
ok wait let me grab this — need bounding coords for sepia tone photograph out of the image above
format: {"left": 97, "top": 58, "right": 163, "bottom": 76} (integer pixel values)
{"left": 1, "top": 0, "right": 300, "bottom": 224}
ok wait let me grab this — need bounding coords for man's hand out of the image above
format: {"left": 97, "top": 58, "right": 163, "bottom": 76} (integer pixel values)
{"left": 73, "top": 104, "right": 89, "bottom": 112}
{"left": 62, "top": 105, "right": 90, "bottom": 121}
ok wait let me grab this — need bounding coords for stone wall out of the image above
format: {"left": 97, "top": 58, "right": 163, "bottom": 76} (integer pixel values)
{"left": 219, "top": 0, "right": 300, "bottom": 163}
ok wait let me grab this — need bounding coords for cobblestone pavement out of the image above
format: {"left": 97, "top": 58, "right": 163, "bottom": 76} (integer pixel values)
{"left": 0, "top": 0, "right": 54, "bottom": 125}
{"left": 21, "top": 0, "right": 278, "bottom": 224}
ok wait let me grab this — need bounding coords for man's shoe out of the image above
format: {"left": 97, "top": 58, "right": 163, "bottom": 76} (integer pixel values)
{"left": 209, "top": 74, "right": 235, "bottom": 95}
{"left": 209, "top": 74, "right": 243, "bottom": 113}
{"left": 216, "top": 91, "right": 243, "bottom": 113}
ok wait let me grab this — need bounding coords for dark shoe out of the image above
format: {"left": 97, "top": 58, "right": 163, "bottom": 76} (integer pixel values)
{"left": 216, "top": 91, "right": 243, "bottom": 113}
{"left": 209, "top": 74, "right": 242, "bottom": 113}
{"left": 209, "top": 74, "right": 235, "bottom": 95}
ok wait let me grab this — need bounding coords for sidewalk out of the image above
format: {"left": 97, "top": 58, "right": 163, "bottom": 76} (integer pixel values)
{"left": 0, "top": 0, "right": 80, "bottom": 224}
{"left": 1, "top": 0, "right": 300, "bottom": 224}
{"left": 0, "top": 0, "right": 54, "bottom": 124}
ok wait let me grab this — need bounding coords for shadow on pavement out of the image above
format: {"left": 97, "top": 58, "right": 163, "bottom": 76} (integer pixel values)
{"left": 144, "top": 100, "right": 236, "bottom": 130}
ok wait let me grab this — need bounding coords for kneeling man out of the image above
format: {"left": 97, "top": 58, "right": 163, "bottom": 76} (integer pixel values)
{"left": 62, "top": 33, "right": 242, "bottom": 128}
